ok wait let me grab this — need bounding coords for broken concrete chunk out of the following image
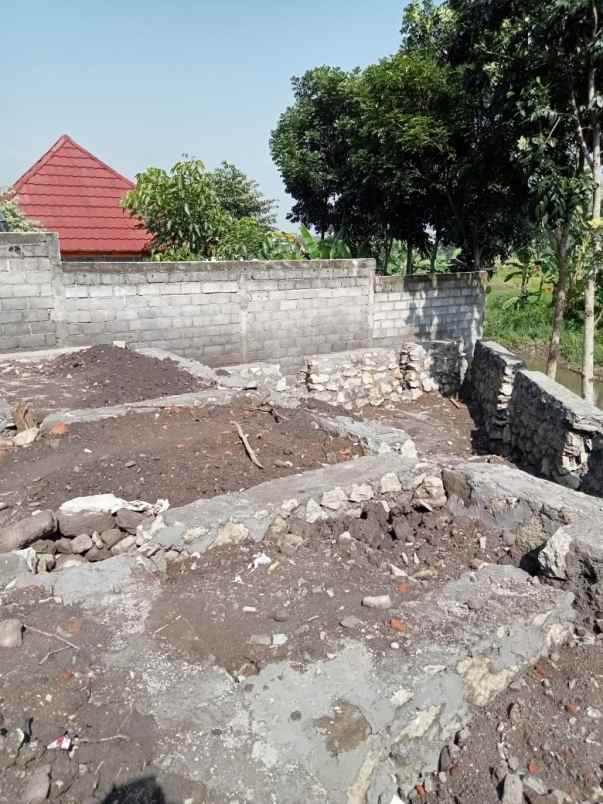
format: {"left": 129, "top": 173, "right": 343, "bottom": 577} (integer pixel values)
{"left": 59, "top": 494, "right": 129, "bottom": 514}
{"left": 214, "top": 522, "right": 249, "bottom": 548}
{"left": 0, "top": 552, "right": 34, "bottom": 586}
{"left": 13, "top": 427, "right": 39, "bottom": 447}
{"left": 320, "top": 487, "right": 348, "bottom": 511}
{"left": 0, "top": 618, "right": 23, "bottom": 648}
{"left": 0, "top": 398, "right": 12, "bottom": 433}
{"left": 380, "top": 473, "right": 402, "bottom": 494}
{"left": 348, "top": 483, "right": 374, "bottom": 503}
{"left": 304, "top": 499, "right": 325, "bottom": 524}
{"left": 538, "top": 527, "right": 573, "bottom": 580}
{"left": 0, "top": 511, "right": 56, "bottom": 553}
{"left": 278, "top": 532, "right": 304, "bottom": 556}
{"left": 57, "top": 510, "right": 114, "bottom": 537}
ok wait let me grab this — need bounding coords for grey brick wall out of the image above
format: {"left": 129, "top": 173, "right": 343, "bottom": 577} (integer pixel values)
{"left": 0, "top": 233, "right": 485, "bottom": 369}
{"left": 0, "top": 233, "right": 59, "bottom": 351}
{"left": 372, "top": 273, "right": 486, "bottom": 362}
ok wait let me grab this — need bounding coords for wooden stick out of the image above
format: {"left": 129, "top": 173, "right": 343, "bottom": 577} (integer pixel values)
{"left": 232, "top": 420, "right": 264, "bottom": 469}
{"left": 39, "top": 645, "right": 71, "bottom": 665}
{"left": 25, "top": 624, "right": 80, "bottom": 652}
{"left": 449, "top": 397, "right": 462, "bottom": 409}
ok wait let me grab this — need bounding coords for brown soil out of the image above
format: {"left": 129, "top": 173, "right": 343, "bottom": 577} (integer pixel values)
{"left": 0, "top": 399, "right": 361, "bottom": 525}
{"left": 419, "top": 641, "right": 603, "bottom": 804}
{"left": 0, "top": 345, "right": 209, "bottom": 417}
{"left": 151, "top": 503, "right": 510, "bottom": 675}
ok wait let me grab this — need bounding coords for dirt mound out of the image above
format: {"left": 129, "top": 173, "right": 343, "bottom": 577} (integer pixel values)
{"left": 43, "top": 345, "right": 208, "bottom": 408}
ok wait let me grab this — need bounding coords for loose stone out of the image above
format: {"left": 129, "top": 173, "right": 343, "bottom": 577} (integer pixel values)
{"left": 0, "top": 618, "right": 23, "bottom": 648}
{"left": 361, "top": 594, "right": 392, "bottom": 610}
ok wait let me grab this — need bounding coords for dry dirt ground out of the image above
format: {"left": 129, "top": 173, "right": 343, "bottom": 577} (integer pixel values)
{"left": 0, "top": 345, "right": 209, "bottom": 416}
{"left": 0, "top": 401, "right": 361, "bottom": 527}
{"left": 0, "top": 498, "right": 600, "bottom": 803}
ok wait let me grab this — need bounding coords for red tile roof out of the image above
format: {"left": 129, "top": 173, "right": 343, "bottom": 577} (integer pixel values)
{"left": 13, "top": 134, "right": 152, "bottom": 257}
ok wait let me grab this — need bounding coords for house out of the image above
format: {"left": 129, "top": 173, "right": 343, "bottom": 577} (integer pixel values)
{"left": 12, "top": 134, "right": 151, "bottom": 260}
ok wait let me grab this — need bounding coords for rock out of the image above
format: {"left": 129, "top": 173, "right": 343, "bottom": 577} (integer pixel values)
{"left": 54, "top": 537, "right": 73, "bottom": 554}
{"left": 115, "top": 508, "right": 147, "bottom": 534}
{"left": 304, "top": 499, "right": 325, "bottom": 524}
{"left": 214, "top": 522, "right": 249, "bottom": 547}
{"left": 70, "top": 534, "right": 94, "bottom": 554}
{"left": 380, "top": 473, "right": 402, "bottom": 494}
{"left": 501, "top": 773, "right": 524, "bottom": 804}
{"left": 389, "top": 563, "right": 408, "bottom": 578}
{"left": 59, "top": 494, "right": 128, "bottom": 514}
{"left": 348, "top": 484, "right": 374, "bottom": 503}
{"left": 340, "top": 616, "right": 364, "bottom": 629}
{"left": 278, "top": 533, "right": 304, "bottom": 556}
{"left": 349, "top": 518, "right": 383, "bottom": 548}
{"left": 538, "top": 527, "right": 572, "bottom": 580}
{"left": 273, "top": 609, "right": 290, "bottom": 622}
{"left": 0, "top": 511, "right": 56, "bottom": 553}
{"left": 523, "top": 776, "right": 548, "bottom": 797}
{"left": 392, "top": 517, "right": 411, "bottom": 541}
{"left": 320, "top": 487, "right": 348, "bottom": 511}
{"left": 55, "top": 554, "right": 87, "bottom": 570}
{"left": 266, "top": 516, "right": 288, "bottom": 540}
{"left": 36, "top": 554, "right": 55, "bottom": 573}
{"left": 100, "top": 528, "right": 126, "bottom": 548}
{"left": 30, "top": 539, "right": 57, "bottom": 555}
{"left": 362, "top": 594, "right": 392, "bottom": 610}
{"left": 22, "top": 763, "right": 51, "bottom": 803}
{"left": 14, "top": 427, "right": 39, "bottom": 447}
{"left": 57, "top": 511, "right": 114, "bottom": 538}
{"left": 272, "top": 633, "right": 288, "bottom": 647}
{"left": 110, "top": 535, "right": 136, "bottom": 555}
{"left": 0, "top": 618, "right": 23, "bottom": 648}
{"left": 249, "top": 634, "right": 272, "bottom": 647}
{"left": 86, "top": 547, "right": 112, "bottom": 562}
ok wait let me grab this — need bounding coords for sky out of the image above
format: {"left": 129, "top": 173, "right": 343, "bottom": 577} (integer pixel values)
{"left": 1, "top": 1, "right": 406, "bottom": 229}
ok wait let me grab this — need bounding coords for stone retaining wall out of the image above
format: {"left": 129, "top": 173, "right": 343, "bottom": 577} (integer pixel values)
{"left": 400, "top": 340, "right": 461, "bottom": 399}
{"left": 0, "top": 232, "right": 486, "bottom": 370}
{"left": 467, "top": 340, "right": 603, "bottom": 497}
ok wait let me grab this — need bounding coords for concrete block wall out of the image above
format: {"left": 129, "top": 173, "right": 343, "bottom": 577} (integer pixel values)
{"left": 0, "top": 233, "right": 59, "bottom": 351}
{"left": 372, "top": 273, "right": 486, "bottom": 362}
{"left": 0, "top": 233, "right": 485, "bottom": 370}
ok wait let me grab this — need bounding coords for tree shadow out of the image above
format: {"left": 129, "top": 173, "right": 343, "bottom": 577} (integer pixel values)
{"left": 102, "top": 775, "right": 170, "bottom": 804}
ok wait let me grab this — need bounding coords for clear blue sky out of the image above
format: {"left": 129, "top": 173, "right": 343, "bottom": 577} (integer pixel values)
{"left": 2, "top": 1, "right": 406, "bottom": 228}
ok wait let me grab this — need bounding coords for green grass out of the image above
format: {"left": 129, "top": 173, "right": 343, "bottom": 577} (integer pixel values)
{"left": 484, "top": 287, "right": 603, "bottom": 368}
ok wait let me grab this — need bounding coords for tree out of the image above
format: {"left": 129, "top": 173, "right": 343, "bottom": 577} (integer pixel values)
{"left": 270, "top": 66, "right": 359, "bottom": 236}
{"left": 210, "top": 162, "right": 276, "bottom": 227}
{"left": 0, "top": 194, "right": 40, "bottom": 232}
{"left": 123, "top": 159, "right": 229, "bottom": 258}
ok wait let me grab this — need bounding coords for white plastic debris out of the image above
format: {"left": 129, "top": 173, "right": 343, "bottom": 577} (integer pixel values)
{"left": 272, "top": 633, "right": 288, "bottom": 647}
{"left": 251, "top": 553, "right": 272, "bottom": 570}
{"left": 47, "top": 734, "right": 71, "bottom": 751}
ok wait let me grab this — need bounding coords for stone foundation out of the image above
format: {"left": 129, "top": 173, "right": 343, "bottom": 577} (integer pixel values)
{"left": 466, "top": 340, "right": 603, "bottom": 497}
{"left": 305, "top": 348, "right": 402, "bottom": 409}
{"left": 400, "top": 340, "right": 461, "bottom": 399}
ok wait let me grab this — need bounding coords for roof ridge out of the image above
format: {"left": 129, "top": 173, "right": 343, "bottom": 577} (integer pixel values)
{"left": 12, "top": 135, "right": 135, "bottom": 192}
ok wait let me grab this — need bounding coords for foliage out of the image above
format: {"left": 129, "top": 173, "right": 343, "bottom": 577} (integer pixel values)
{"left": 0, "top": 194, "right": 41, "bottom": 232}
{"left": 210, "top": 162, "right": 276, "bottom": 227}
{"left": 123, "top": 159, "right": 230, "bottom": 258}
{"left": 214, "top": 217, "right": 271, "bottom": 261}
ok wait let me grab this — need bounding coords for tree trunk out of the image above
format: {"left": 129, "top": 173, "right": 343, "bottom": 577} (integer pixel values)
{"left": 583, "top": 59, "right": 601, "bottom": 404}
{"left": 406, "top": 241, "right": 413, "bottom": 275}
{"left": 547, "top": 231, "right": 570, "bottom": 379}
